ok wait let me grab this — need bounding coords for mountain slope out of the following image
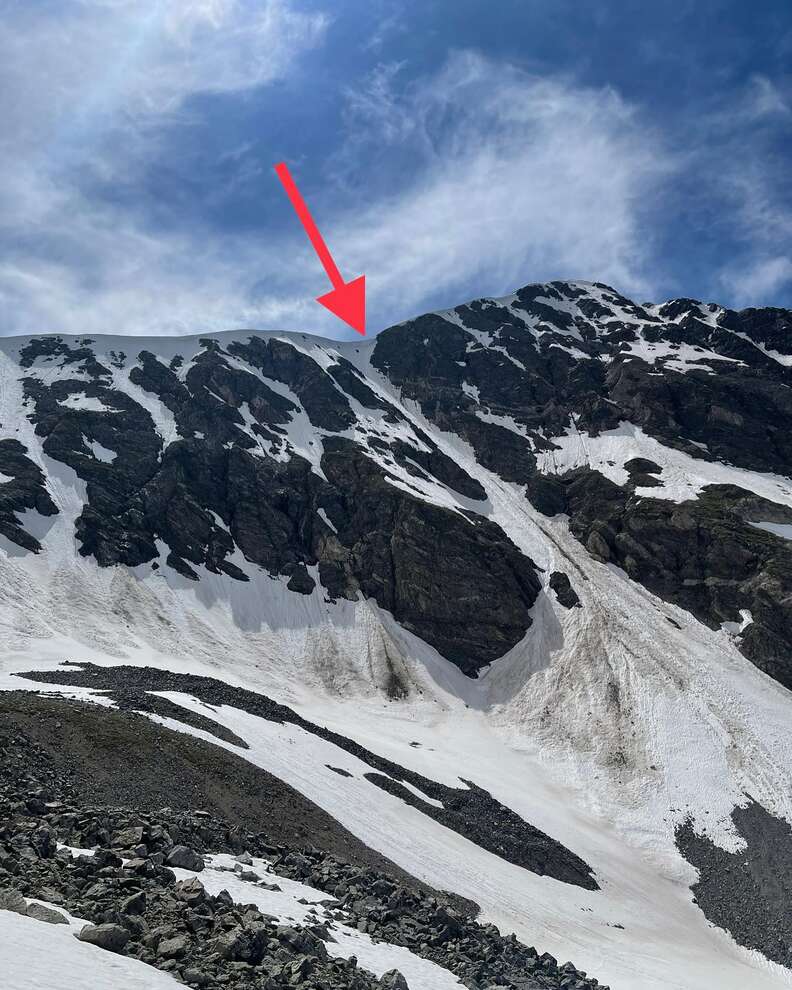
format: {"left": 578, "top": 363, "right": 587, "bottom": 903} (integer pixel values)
{"left": 2, "top": 280, "right": 792, "bottom": 989}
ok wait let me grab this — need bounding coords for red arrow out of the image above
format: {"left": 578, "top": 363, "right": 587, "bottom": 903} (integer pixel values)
{"left": 274, "top": 162, "right": 366, "bottom": 336}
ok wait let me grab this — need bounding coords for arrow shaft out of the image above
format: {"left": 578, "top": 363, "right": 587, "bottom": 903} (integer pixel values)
{"left": 274, "top": 162, "right": 343, "bottom": 289}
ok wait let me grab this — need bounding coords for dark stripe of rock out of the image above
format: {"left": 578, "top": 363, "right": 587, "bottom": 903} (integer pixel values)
{"left": 0, "top": 696, "right": 607, "bottom": 989}
{"left": 0, "top": 439, "right": 58, "bottom": 551}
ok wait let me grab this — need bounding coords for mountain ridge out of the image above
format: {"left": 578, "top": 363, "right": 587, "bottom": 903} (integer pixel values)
{"left": 2, "top": 278, "right": 792, "bottom": 989}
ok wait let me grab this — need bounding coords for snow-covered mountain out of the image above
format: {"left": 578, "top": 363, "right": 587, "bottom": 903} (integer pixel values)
{"left": 2, "top": 279, "right": 792, "bottom": 990}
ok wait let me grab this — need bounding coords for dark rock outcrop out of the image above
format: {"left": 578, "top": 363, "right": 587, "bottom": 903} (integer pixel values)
{"left": 548, "top": 571, "right": 581, "bottom": 609}
{"left": 0, "top": 439, "right": 58, "bottom": 551}
{"left": 77, "top": 923, "right": 131, "bottom": 953}
{"left": 541, "top": 474, "right": 792, "bottom": 688}
{"left": 17, "top": 334, "right": 540, "bottom": 674}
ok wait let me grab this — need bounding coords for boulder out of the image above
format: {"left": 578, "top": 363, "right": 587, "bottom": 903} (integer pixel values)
{"left": 157, "top": 934, "right": 190, "bottom": 959}
{"left": 25, "top": 902, "right": 68, "bottom": 925}
{"left": 120, "top": 890, "right": 147, "bottom": 915}
{"left": 166, "top": 845, "right": 204, "bottom": 871}
{"left": 379, "top": 970, "right": 410, "bottom": 989}
{"left": 174, "top": 876, "right": 206, "bottom": 905}
{"left": 182, "top": 969, "right": 211, "bottom": 988}
{"left": 77, "top": 923, "right": 130, "bottom": 953}
{"left": 0, "top": 889, "right": 27, "bottom": 914}
{"left": 111, "top": 826, "right": 144, "bottom": 849}
{"left": 548, "top": 571, "right": 582, "bottom": 609}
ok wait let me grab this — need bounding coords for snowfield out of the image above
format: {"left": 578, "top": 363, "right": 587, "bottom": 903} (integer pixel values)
{"left": 1, "top": 324, "right": 792, "bottom": 990}
{"left": 0, "top": 907, "right": 182, "bottom": 990}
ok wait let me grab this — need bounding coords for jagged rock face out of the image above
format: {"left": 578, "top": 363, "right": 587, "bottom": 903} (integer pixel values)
{"left": 11, "top": 329, "right": 539, "bottom": 674}
{"left": 371, "top": 280, "right": 792, "bottom": 687}
{"left": 371, "top": 282, "right": 792, "bottom": 476}
{"left": 550, "top": 478, "right": 792, "bottom": 687}
{"left": 3, "top": 278, "right": 792, "bottom": 683}
{"left": 0, "top": 439, "right": 57, "bottom": 551}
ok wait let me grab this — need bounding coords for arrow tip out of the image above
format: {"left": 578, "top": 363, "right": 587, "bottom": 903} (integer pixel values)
{"left": 317, "top": 275, "right": 366, "bottom": 336}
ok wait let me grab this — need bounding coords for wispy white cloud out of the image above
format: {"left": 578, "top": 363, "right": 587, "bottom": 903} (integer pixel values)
{"left": 741, "top": 74, "right": 790, "bottom": 120}
{"left": 329, "top": 52, "right": 675, "bottom": 316}
{"left": 1, "top": 48, "right": 678, "bottom": 337}
{"left": 722, "top": 256, "right": 792, "bottom": 308}
{"left": 362, "top": 1, "right": 406, "bottom": 54}
{"left": 1, "top": 15, "right": 790, "bottom": 338}
{"left": 0, "top": 0, "right": 327, "bottom": 137}
{"left": 698, "top": 74, "right": 792, "bottom": 306}
{"left": 0, "top": 0, "right": 328, "bottom": 335}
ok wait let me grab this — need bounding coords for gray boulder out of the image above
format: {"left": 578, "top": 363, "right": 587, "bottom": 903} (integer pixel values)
{"left": 157, "top": 934, "right": 189, "bottom": 959}
{"left": 0, "top": 889, "right": 27, "bottom": 915}
{"left": 111, "top": 826, "right": 144, "bottom": 849}
{"left": 182, "top": 970, "right": 211, "bottom": 988}
{"left": 174, "top": 876, "right": 206, "bottom": 905}
{"left": 120, "top": 890, "right": 147, "bottom": 915}
{"left": 166, "top": 845, "right": 204, "bottom": 871}
{"left": 379, "top": 971, "right": 410, "bottom": 989}
{"left": 77, "top": 923, "right": 130, "bottom": 953}
{"left": 26, "top": 902, "right": 68, "bottom": 925}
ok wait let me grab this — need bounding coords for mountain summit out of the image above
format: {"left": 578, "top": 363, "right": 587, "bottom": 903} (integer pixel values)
{"left": 2, "top": 279, "right": 792, "bottom": 989}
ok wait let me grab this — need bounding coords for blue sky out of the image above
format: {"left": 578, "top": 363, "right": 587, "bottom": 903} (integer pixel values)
{"left": 0, "top": 0, "right": 791, "bottom": 339}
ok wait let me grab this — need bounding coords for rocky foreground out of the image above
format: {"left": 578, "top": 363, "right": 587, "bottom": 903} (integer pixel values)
{"left": 0, "top": 692, "right": 607, "bottom": 990}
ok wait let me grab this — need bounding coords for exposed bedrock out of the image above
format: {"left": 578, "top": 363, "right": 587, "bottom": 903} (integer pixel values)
{"left": 372, "top": 297, "right": 792, "bottom": 689}
{"left": 318, "top": 437, "right": 542, "bottom": 673}
{"left": 9, "top": 284, "right": 792, "bottom": 686}
{"left": 18, "top": 336, "right": 540, "bottom": 674}
{"left": 0, "top": 439, "right": 58, "bottom": 551}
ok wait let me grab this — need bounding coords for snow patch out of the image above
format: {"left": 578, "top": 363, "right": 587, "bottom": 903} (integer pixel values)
{"left": 749, "top": 521, "right": 792, "bottom": 541}
{"left": 316, "top": 508, "right": 337, "bottom": 534}
{"left": 721, "top": 610, "right": 754, "bottom": 636}
{"left": 84, "top": 437, "right": 116, "bottom": 464}
{"left": 538, "top": 421, "right": 792, "bottom": 506}
{"left": 0, "top": 906, "right": 181, "bottom": 989}
{"left": 57, "top": 394, "right": 116, "bottom": 413}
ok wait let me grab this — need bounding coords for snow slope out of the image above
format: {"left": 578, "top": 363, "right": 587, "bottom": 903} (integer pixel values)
{"left": 0, "top": 908, "right": 181, "bottom": 990}
{"left": 2, "top": 303, "right": 792, "bottom": 989}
